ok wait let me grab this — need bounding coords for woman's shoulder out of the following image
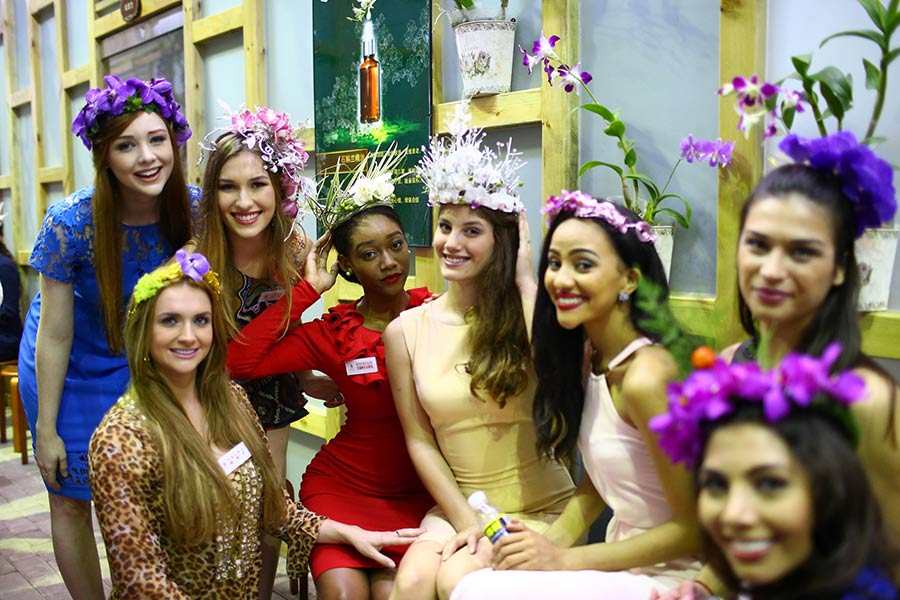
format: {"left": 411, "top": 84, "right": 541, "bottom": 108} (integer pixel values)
{"left": 91, "top": 395, "right": 153, "bottom": 455}
{"left": 851, "top": 365, "right": 898, "bottom": 422}
{"left": 621, "top": 343, "right": 678, "bottom": 395}
{"left": 45, "top": 186, "right": 95, "bottom": 225}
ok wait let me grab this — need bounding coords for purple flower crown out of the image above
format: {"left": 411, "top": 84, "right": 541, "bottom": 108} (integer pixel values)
{"left": 779, "top": 132, "right": 897, "bottom": 238}
{"left": 542, "top": 190, "right": 656, "bottom": 243}
{"left": 200, "top": 103, "right": 312, "bottom": 230}
{"left": 71, "top": 75, "right": 191, "bottom": 151}
{"left": 649, "top": 343, "right": 867, "bottom": 467}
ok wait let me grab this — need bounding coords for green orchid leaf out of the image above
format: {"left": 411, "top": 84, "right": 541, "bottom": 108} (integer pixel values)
{"left": 624, "top": 173, "right": 660, "bottom": 198}
{"left": 578, "top": 160, "right": 623, "bottom": 177}
{"left": 656, "top": 193, "right": 692, "bottom": 224}
{"left": 812, "top": 67, "right": 854, "bottom": 117}
{"left": 820, "top": 29, "right": 886, "bottom": 49}
{"left": 791, "top": 54, "right": 812, "bottom": 76}
{"left": 604, "top": 120, "right": 626, "bottom": 137}
{"left": 453, "top": 0, "right": 476, "bottom": 8}
{"left": 783, "top": 105, "right": 797, "bottom": 129}
{"left": 886, "top": 47, "right": 900, "bottom": 66}
{"left": 657, "top": 207, "right": 690, "bottom": 228}
{"left": 819, "top": 83, "right": 851, "bottom": 120}
{"left": 863, "top": 59, "right": 882, "bottom": 90}
{"left": 579, "top": 103, "right": 615, "bottom": 123}
{"left": 856, "top": 0, "right": 887, "bottom": 30}
{"left": 624, "top": 148, "right": 637, "bottom": 168}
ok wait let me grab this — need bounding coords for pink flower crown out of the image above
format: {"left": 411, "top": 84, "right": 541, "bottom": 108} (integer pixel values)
{"left": 542, "top": 190, "right": 656, "bottom": 243}
{"left": 200, "top": 103, "right": 312, "bottom": 227}
{"left": 71, "top": 75, "right": 191, "bottom": 151}
{"left": 649, "top": 343, "right": 867, "bottom": 468}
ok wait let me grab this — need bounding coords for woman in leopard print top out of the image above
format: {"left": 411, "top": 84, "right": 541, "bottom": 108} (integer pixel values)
{"left": 88, "top": 254, "right": 421, "bottom": 598}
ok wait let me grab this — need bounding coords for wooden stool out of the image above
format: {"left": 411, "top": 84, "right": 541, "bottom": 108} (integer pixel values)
{"left": 285, "top": 479, "right": 310, "bottom": 600}
{"left": 0, "top": 363, "right": 28, "bottom": 464}
{"left": 0, "top": 359, "right": 16, "bottom": 444}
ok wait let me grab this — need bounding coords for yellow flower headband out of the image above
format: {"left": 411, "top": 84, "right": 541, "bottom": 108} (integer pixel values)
{"left": 129, "top": 250, "right": 221, "bottom": 317}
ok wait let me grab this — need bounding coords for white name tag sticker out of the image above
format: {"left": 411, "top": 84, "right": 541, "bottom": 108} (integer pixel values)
{"left": 218, "top": 441, "right": 252, "bottom": 475}
{"left": 345, "top": 356, "right": 378, "bottom": 376}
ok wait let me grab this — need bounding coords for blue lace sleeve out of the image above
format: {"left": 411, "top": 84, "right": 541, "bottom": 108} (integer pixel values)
{"left": 29, "top": 187, "right": 95, "bottom": 283}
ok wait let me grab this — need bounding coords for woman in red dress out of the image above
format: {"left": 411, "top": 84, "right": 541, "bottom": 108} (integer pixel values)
{"left": 227, "top": 154, "right": 433, "bottom": 599}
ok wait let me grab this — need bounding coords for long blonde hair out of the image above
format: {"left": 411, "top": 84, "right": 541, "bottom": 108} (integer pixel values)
{"left": 123, "top": 271, "right": 286, "bottom": 547}
{"left": 91, "top": 112, "right": 192, "bottom": 354}
{"left": 196, "top": 133, "right": 299, "bottom": 336}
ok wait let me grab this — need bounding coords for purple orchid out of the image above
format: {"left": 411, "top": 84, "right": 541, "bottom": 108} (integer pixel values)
{"left": 531, "top": 31, "right": 560, "bottom": 61}
{"left": 679, "top": 135, "right": 733, "bottom": 168}
{"left": 556, "top": 63, "right": 592, "bottom": 93}
{"left": 652, "top": 343, "right": 869, "bottom": 467}
{"left": 779, "top": 132, "right": 897, "bottom": 237}
{"left": 175, "top": 249, "right": 211, "bottom": 282}
{"left": 519, "top": 46, "right": 541, "bottom": 75}
{"left": 71, "top": 75, "right": 191, "bottom": 151}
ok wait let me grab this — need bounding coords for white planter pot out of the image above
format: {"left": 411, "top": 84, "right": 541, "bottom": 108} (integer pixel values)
{"left": 452, "top": 18, "right": 516, "bottom": 98}
{"left": 652, "top": 224, "right": 674, "bottom": 281}
{"left": 855, "top": 226, "right": 899, "bottom": 312}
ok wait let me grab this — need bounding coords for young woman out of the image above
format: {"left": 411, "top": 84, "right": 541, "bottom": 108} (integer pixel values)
{"left": 196, "top": 106, "right": 338, "bottom": 597}
{"left": 721, "top": 133, "right": 899, "bottom": 544}
{"left": 449, "top": 192, "right": 701, "bottom": 600}
{"left": 384, "top": 200, "right": 575, "bottom": 600}
{"left": 88, "top": 252, "right": 420, "bottom": 598}
{"left": 226, "top": 152, "right": 435, "bottom": 599}
{"left": 18, "top": 75, "right": 198, "bottom": 599}
{"left": 649, "top": 349, "right": 898, "bottom": 600}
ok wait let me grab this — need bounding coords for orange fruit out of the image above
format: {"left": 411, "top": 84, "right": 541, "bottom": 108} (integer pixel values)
{"left": 691, "top": 346, "right": 717, "bottom": 369}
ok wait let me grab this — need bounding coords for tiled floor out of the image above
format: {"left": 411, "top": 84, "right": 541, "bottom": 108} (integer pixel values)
{"left": 0, "top": 416, "right": 313, "bottom": 599}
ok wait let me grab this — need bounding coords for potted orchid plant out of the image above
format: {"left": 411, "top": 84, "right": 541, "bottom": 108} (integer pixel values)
{"left": 718, "top": 0, "right": 899, "bottom": 311}
{"left": 519, "top": 33, "right": 733, "bottom": 231}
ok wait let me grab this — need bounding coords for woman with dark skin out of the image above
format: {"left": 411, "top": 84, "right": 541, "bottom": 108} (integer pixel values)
{"left": 227, "top": 182, "right": 434, "bottom": 597}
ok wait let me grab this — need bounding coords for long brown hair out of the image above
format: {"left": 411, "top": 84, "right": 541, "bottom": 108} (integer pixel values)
{"left": 92, "top": 112, "right": 192, "bottom": 354}
{"left": 196, "top": 133, "right": 299, "bottom": 336}
{"left": 453, "top": 206, "right": 530, "bottom": 407}
{"left": 123, "top": 272, "right": 286, "bottom": 547}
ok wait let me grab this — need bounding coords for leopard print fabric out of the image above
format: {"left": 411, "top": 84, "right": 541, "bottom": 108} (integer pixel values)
{"left": 89, "top": 383, "right": 324, "bottom": 598}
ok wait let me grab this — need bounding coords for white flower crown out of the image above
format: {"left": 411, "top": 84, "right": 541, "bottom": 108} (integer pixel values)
{"left": 416, "top": 102, "right": 525, "bottom": 214}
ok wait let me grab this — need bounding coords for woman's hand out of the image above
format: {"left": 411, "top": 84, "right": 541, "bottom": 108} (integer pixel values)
{"left": 491, "top": 518, "right": 566, "bottom": 571}
{"left": 304, "top": 232, "right": 339, "bottom": 295}
{"left": 297, "top": 372, "right": 344, "bottom": 407}
{"left": 440, "top": 524, "right": 484, "bottom": 560}
{"left": 339, "top": 524, "right": 425, "bottom": 569}
{"left": 648, "top": 581, "right": 713, "bottom": 600}
{"left": 35, "top": 428, "right": 67, "bottom": 491}
{"left": 515, "top": 211, "right": 537, "bottom": 299}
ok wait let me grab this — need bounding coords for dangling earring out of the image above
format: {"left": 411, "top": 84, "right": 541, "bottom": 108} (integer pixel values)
{"left": 618, "top": 291, "right": 630, "bottom": 302}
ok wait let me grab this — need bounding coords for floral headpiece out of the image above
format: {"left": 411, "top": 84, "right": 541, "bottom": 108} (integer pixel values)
{"left": 307, "top": 143, "right": 407, "bottom": 231}
{"left": 200, "top": 103, "right": 313, "bottom": 230}
{"left": 778, "top": 132, "right": 896, "bottom": 238}
{"left": 129, "top": 250, "right": 221, "bottom": 317}
{"left": 542, "top": 190, "right": 657, "bottom": 243}
{"left": 72, "top": 75, "right": 191, "bottom": 151}
{"left": 649, "top": 343, "right": 867, "bottom": 468}
{"left": 416, "top": 102, "right": 524, "bottom": 214}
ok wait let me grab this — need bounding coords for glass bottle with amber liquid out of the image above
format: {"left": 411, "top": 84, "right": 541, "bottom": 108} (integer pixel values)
{"left": 359, "top": 20, "right": 381, "bottom": 123}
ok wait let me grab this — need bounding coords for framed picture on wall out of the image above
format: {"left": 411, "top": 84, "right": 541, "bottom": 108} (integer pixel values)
{"left": 312, "top": 0, "right": 432, "bottom": 246}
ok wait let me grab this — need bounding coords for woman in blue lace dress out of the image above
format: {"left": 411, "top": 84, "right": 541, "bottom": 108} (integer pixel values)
{"left": 18, "top": 76, "right": 198, "bottom": 599}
